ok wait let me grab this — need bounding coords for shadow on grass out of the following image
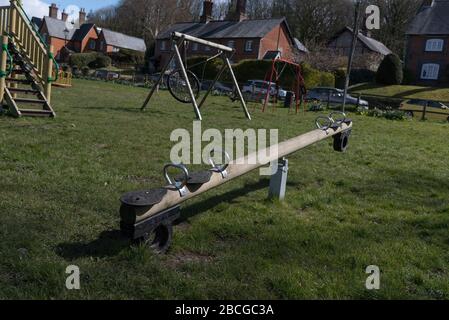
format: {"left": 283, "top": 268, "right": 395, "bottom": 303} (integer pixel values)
{"left": 55, "top": 178, "right": 278, "bottom": 260}
{"left": 177, "top": 178, "right": 291, "bottom": 223}
{"left": 56, "top": 230, "right": 130, "bottom": 260}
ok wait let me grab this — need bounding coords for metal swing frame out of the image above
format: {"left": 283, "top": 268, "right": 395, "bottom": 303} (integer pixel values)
{"left": 259, "top": 58, "right": 306, "bottom": 114}
{"left": 141, "top": 32, "right": 252, "bottom": 121}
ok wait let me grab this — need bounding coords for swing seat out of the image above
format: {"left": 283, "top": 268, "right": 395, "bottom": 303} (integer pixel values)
{"left": 121, "top": 188, "right": 168, "bottom": 207}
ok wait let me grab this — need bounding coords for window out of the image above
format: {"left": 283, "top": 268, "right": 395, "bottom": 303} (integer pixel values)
{"left": 421, "top": 63, "right": 440, "bottom": 80}
{"left": 425, "top": 39, "right": 444, "bottom": 52}
{"left": 160, "top": 40, "right": 167, "bottom": 51}
{"left": 88, "top": 39, "right": 96, "bottom": 50}
{"left": 100, "top": 41, "right": 105, "bottom": 51}
{"left": 192, "top": 43, "right": 199, "bottom": 51}
{"left": 227, "top": 40, "right": 235, "bottom": 49}
{"left": 245, "top": 40, "right": 253, "bottom": 52}
{"left": 204, "top": 45, "right": 211, "bottom": 52}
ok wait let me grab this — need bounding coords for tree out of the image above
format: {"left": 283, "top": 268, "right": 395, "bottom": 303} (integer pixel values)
{"left": 367, "top": 0, "right": 422, "bottom": 57}
{"left": 376, "top": 53, "right": 403, "bottom": 85}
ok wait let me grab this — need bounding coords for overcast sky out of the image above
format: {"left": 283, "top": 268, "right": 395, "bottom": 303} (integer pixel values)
{"left": 0, "top": 0, "right": 119, "bottom": 18}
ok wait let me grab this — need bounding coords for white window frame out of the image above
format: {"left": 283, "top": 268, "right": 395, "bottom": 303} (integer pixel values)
{"left": 228, "top": 40, "right": 235, "bottom": 49}
{"left": 245, "top": 40, "right": 253, "bottom": 52}
{"left": 425, "top": 39, "right": 444, "bottom": 52}
{"left": 421, "top": 63, "right": 440, "bottom": 80}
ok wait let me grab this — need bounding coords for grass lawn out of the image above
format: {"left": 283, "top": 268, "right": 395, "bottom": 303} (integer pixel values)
{"left": 0, "top": 79, "right": 448, "bottom": 299}
{"left": 351, "top": 83, "right": 449, "bottom": 102}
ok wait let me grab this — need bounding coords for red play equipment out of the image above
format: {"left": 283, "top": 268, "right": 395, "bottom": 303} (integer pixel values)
{"left": 258, "top": 58, "right": 307, "bottom": 114}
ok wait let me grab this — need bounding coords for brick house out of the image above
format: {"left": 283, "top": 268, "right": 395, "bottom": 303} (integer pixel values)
{"left": 32, "top": 3, "right": 146, "bottom": 61}
{"left": 327, "top": 27, "right": 392, "bottom": 71}
{"left": 154, "top": 0, "right": 306, "bottom": 70}
{"left": 405, "top": 0, "right": 449, "bottom": 85}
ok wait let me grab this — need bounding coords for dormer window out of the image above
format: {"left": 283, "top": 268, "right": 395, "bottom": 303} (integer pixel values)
{"left": 425, "top": 39, "right": 444, "bottom": 52}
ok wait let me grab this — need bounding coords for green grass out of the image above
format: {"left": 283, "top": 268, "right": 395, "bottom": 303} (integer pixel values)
{"left": 351, "top": 83, "right": 449, "bottom": 102}
{"left": 0, "top": 79, "right": 448, "bottom": 299}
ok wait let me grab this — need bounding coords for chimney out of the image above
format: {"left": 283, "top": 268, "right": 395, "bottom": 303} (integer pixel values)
{"left": 200, "top": 0, "right": 213, "bottom": 23}
{"left": 49, "top": 3, "right": 58, "bottom": 19}
{"left": 61, "top": 9, "right": 68, "bottom": 22}
{"left": 79, "top": 8, "right": 86, "bottom": 25}
{"left": 227, "top": 0, "right": 247, "bottom": 21}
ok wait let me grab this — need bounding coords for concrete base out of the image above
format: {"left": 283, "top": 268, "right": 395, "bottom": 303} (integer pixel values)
{"left": 268, "top": 158, "right": 289, "bottom": 201}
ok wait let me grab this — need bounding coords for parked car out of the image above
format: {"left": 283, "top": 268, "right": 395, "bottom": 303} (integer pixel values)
{"left": 242, "top": 80, "right": 288, "bottom": 99}
{"left": 399, "top": 99, "right": 449, "bottom": 121}
{"left": 201, "top": 80, "right": 233, "bottom": 94}
{"left": 95, "top": 70, "right": 120, "bottom": 80}
{"left": 305, "top": 87, "right": 369, "bottom": 108}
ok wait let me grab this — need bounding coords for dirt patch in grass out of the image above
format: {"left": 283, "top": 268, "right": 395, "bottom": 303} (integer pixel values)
{"left": 165, "top": 251, "right": 215, "bottom": 269}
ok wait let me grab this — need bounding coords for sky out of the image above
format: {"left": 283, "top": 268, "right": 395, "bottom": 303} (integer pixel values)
{"left": 0, "top": 0, "right": 119, "bottom": 18}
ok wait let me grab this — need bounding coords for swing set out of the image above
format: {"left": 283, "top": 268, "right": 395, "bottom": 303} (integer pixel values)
{"left": 141, "top": 32, "right": 251, "bottom": 121}
{"left": 256, "top": 57, "right": 307, "bottom": 114}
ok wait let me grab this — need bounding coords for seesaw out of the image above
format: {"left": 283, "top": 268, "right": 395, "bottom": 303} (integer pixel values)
{"left": 120, "top": 112, "right": 353, "bottom": 253}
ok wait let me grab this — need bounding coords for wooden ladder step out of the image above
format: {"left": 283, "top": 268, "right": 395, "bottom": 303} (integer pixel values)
{"left": 14, "top": 98, "right": 46, "bottom": 104}
{"left": 6, "top": 78, "right": 34, "bottom": 84}
{"left": 7, "top": 88, "right": 40, "bottom": 95}
{"left": 19, "top": 109, "right": 54, "bottom": 117}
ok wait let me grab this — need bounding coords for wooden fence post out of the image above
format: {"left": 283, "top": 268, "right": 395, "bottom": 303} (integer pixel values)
{"left": 44, "top": 45, "right": 54, "bottom": 103}
{"left": 422, "top": 101, "right": 428, "bottom": 121}
{"left": 9, "top": 0, "right": 17, "bottom": 36}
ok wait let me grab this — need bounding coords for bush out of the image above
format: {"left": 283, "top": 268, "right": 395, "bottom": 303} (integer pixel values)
{"left": 81, "top": 66, "right": 90, "bottom": 76}
{"left": 88, "top": 54, "right": 112, "bottom": 69}
{"left": 376, "top": 54, "right": 403, "bottom": 85}
{"left": 186, "top": 56, "right": 225, "bottom": 81}
{"left": 70, "top": 52, "right": 97, "bottom": 68}
{"left": 350, "top": 69, "right": 376, "bottom": 85}
{"left": 334, "top": 68, "right": 346, "bottom": 89}
{"left": 364, "top": 107, "right": 406, "bottom": 120}
{"left": 70, "top": 52, "right": 111, "bottom": 69}
{"left": 110, "top": 48, "right": 145, "bottom": 66}
{"left": 300, "top": 62, "right": 335, "bottom": 88}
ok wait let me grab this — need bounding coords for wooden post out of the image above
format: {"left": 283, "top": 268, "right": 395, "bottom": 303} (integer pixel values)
{"left": 9, "top": 0, "right": 17, "bottom": 36}
{"left": 422, "top": 101, "right": 428, "bottom": 121}
{"left": 0, "top": 36, "right": 8, "bottom": 103}
{"left": 44, "top": 45, "right": 54, "bottom": 104}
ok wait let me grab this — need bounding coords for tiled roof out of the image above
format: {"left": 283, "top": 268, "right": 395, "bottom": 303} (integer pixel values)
{"left": 407, "top": 0, "right": 449, "bottom": 35}
{"left": 331, "top": 27, "right": 392, "bottom": 56}
{"left": 41, "top": 16, "right": 79, "bottom": 39}
{"left": 101, "top": 29, "right": 147, "bottom": 52}
{"left": 294, "top": 38, "right": 309, "bottom": 53}
{"left": 72, "top": 23, "right": 96, "bottom": 42}
{"left": 157, "top": 18, "right": 288, "bottom": 40}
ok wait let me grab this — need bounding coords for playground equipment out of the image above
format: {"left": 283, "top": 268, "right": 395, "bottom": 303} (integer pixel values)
{"left": 259, "top": 58, "right": 306, "bottom": 114}
{"left": 141, "top": 32, "right": 251, "bottom": 121}
{"left": 120, "top": 113, "right": 353, "bottom": 253}
{"left": 0, "top": 0, "right": 58, "bottom": 117}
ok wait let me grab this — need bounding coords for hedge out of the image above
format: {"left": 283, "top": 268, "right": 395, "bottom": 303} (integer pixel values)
{"left": 70, "top": 52, "right": 111, "bottom": 69}
{"left": 184, "top": 58, "right": 334, "bottom": 88}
